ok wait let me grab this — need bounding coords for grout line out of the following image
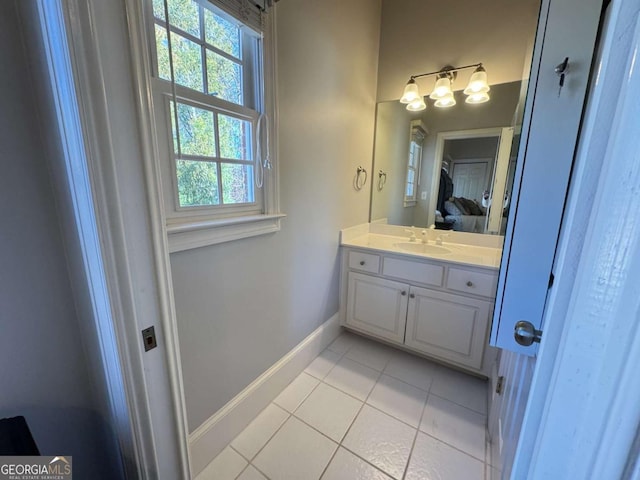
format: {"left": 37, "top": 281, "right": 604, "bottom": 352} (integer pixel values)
{"left": 401, "top": 386, "right": 430, "bottom": 480}
{"left": 427, "top": 390, "right": 489, "bottom": 417}
{"left": 243, "top": 407, "right": 292, "bottom": 464}
{"left": 421, "top": 430, "right": 487, "bottom": 464}
{"left": 274, "top": 373, "right": 321, "bottom": 414}
{"left": 229, "top": 444, "right": 251, "bottom": 463}
{"left": 233, "top": 461, "right": 250, "bottom": 480}
{"left": 248, "top": 462, "right": 271, "bottom": 480}
{"left": 317, "top": 442, "right": 340, "bottom": 480}
{"left": 339, "top": 443, "right": 399, "bottom": 479}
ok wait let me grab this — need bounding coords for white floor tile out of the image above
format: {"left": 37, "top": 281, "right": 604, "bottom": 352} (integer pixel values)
{"left": 237, "top": 465, "right": 268, "bottom": 480}
{"left": 305, "top": 349, "right": 342, "bottom": 379}
{"left": 383, "top": 351, "right": 438, "bottom": 391}
{"left": 295, "top": 382, "right": 362, "bottom": 442}
{"left": 344, "top": 339, "right": 395, "bottom": 371}
{"left": 197, "top": 446, "right": 247, "bottom": 480}
{"left": 430, "top": 367, "right": 488, "bottom": 414}
{"left": 231, "top": 403, "right": 289, "bottom": 460}
{"left": 419, "top": 394, "right": 487, "bottom": 461}
{"left": 273, "top": 372, "right": 319, "bottom": 413}
{"left": 326, "top": 332, "right": 359, "bottom": 355}
{"left": 321, "top": 447, "right": 393, "bottom": 480}
{"left": 405, "top": 433, "right": 484, "bottom": 480}
{"left": 367, "top": 374, "right": 428, "bottom": 428}
{"left": 324, "top": 357, "right": 380, "bottom": 401}
{"left": 342, "top": 405, "right": 416, "bottom": 479}
{"left": 253, "top": 416, "right": 337, "bottom": 480}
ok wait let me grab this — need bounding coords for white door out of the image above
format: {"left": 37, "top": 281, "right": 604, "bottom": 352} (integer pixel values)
{"left": 488, "top": 0, "right": 607, "bottom": 477}
{"left": 451, "top": 161, "right": 489, "bottom": 202}
{"left": 491, "top": 0, "right": 603, "bottom": 355}
{"left": 405, "top": 286, "right": 491, "bottom": 370}
{"left": 346, "top": 272, "right": 409, "bottom": 344}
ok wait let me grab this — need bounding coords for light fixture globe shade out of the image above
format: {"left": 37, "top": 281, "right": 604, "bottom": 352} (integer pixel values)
{"left": 464, "top": 67, "right": 490, "bottom": 95}
{"left": 429, "top": 77, "right": 452, "bottom": 100}
{"left": 434, "top": 93, "right": 456, "bottom": 108}
{"left": 406, "top": 97, "right": 427, "bottom": 111}
{"left": 465, "top": 92, "right": 490, "bottom": 104}
{"left": 400, "top": 80, "right": 421, "bottom": 104}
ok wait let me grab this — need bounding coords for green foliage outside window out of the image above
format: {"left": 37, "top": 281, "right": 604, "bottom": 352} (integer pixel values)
{"left": 154, "top": 0, "right": 257, "bottom": 208}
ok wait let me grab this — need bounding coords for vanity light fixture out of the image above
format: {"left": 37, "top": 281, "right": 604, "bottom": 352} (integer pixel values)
{"left": 399, "top": 63, "right": 491, "bottom": 111}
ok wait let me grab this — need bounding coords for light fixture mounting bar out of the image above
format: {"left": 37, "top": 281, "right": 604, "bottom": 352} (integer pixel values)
{"left": 410, "top": 63, "right": 483, "bottom": 81}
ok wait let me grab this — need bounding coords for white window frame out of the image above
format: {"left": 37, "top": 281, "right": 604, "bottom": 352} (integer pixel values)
{"left": 404, "top": 120, "right": 426, "bottom": 207}
{"left": 143, "top": 0, "right": 282, "bottom": 252}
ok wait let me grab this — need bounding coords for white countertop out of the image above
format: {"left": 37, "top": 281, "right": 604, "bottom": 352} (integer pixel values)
{"left": 341, "top": 232, "right": 503, "bottom": 270}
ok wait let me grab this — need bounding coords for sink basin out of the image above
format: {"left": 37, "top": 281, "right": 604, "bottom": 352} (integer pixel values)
{"left": 394, "top": 242, "right": 451, "bottom": 255}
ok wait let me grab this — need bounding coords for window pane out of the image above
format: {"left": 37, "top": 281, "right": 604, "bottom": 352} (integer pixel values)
{"left": 174, "top": 103, "right": 215, "bottom": 157}
{"left": 221, "top": 163, "right": 254, "bottom": 204}
{"left": 176, "top": 160, "right": 220, "bottom": 206}
{"left": 152, "top": 0, "right": 165, "bottom": 20}
{"left": 407, "top": 169, "right": 415, "bottom": 183}
{"left": 167, "top": 0, "right": 200, "bottom": 38}
{"left": 171, "top": 32, "right": 204, "bottom": 92}
{"left": 218, "top": 115, "right": 251, "bottom": 160}
{"left": 204, "top": 9, "right": 241, "bottom": 58}
{"left": 155, "top": 25, "right": 171, "bottom": 80}
{"left": 206, "top": 50, "right": 243, "bottom": 104}
{"left": 406, "top": 184, "right": 414, "bottom": 197}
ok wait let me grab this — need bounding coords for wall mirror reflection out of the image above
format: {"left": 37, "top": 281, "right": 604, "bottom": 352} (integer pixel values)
{"left": 369, "top": 0, "right": 541, "bottom": 238}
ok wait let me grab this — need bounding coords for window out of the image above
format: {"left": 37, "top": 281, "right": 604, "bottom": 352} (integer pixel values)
{"left": 148, "top": 0, "right": 281, "bottom": 251}
{"left": 405, "top": 121, "right": 426, "bottom": 207}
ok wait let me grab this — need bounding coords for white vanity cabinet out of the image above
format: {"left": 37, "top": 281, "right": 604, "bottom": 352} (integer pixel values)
{"left": 340, "top": 247, "right": 498, "bottom": 373}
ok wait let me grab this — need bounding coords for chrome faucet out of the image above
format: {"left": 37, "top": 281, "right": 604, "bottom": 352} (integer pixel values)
{"left": 435, "top": 233, "right": 449, "bottom": 245}
{"left": 404, "top": 229, "right": 417, "bottom": 242}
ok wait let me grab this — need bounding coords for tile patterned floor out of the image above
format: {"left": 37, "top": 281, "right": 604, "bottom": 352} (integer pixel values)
{"left": 198, "top": 332, "right": 492, "bottom": 480}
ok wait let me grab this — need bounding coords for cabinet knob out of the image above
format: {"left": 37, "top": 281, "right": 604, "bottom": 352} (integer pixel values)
{"left": 466, "top": 281, "right": 474, "bottom": 287}
{"left": 409, "top": 293, "right": 415, "bottom": 299}
{"left": 401, "top": 291, "right": 407, "bottom": 296}
{"left": 360, "top": 260, "right": 365, "bottom": 266}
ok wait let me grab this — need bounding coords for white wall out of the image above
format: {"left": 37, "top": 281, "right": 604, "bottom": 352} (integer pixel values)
{"left": 0, "top": 2, "right": 122, "bottom": 478}
{"left": 170, "top": 0, "right": 382, "bottom": 433}
{"left": 369, "top": 101, "right": 417, "bottom": 225}
{"left": 376, "top": 0, "right": 540, "bottom": 102}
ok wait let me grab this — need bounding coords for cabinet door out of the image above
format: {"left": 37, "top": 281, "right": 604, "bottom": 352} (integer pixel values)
{"left": 405, "top": 286, "right": 491, "bottom": 369}
{"left": 346, "top": 272, "right": 409, "bottom": 344}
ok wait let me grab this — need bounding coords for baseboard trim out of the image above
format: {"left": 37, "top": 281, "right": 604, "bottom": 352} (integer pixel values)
{"left": 188, "top": 313, "right": 342, "bottom": 477}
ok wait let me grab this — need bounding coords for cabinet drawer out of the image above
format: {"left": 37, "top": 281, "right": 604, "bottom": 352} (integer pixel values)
{"left": 382, "top": 257, "right": 444, "bottom": 287}
{"left": 348, "top": 251, "right": 380, "bottom": 274}
{"left": 446, "top": 267, "right": 497, "bottom": 298}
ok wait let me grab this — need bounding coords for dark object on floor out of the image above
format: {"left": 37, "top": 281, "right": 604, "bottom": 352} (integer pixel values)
{"left": 0, "top": 416, "right": 40, "bottom": 455}
{"left": 435, "top": 221, "right": 454, "bottom": 230}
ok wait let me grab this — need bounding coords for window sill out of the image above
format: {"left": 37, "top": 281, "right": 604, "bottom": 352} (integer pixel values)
{"left": 404, "top": 200, "right": 417, "bottom": 207}
{"left": 166, "top": 213, "right": 286, "bottom": 253}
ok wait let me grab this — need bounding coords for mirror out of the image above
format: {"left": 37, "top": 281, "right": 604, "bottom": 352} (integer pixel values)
{"left": 369, "top": 0, "right": 541, "bottom": 235}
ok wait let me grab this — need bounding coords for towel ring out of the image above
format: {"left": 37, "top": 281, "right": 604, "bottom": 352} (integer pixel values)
{"left": 377, "top": 170, "right": 387, "bottom": 191}
{"left": 354, "top": 166, "right": 368, "bottom": 191}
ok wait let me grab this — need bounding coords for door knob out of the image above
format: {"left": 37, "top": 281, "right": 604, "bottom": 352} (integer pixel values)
{"left": 514, "top": 320, "right": 542, "bottom": 347}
